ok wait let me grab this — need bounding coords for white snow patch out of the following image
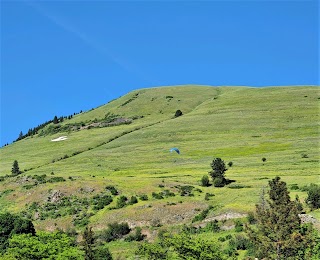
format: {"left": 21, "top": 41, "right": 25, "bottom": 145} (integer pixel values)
{"left": 51, "top": 136, "right": 68, "bottom": 142}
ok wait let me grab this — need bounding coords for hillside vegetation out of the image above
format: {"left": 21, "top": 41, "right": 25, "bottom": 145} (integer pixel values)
{"left": 0, "top": 85, "right": 319, "bottom": 258}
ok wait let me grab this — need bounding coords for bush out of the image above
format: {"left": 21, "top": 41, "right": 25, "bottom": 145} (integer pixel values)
{"left": 116, "top": 196, "right": 127, "bottom": 208}
{"left": 205, "top": 193, "right": 215, "bottom": 201}
{"left": 213, "top": 178, "right": 225, "bottom": 187}
{"left": 100, "top": 222, "right": 131, "bottom": 242}
{"left": 192, "top": 206, "right": 213, "bottom": 223}
{"left": 247, "top": 211, "right": 256, "bottom": 224}
{"left": 228, "top": 161, "right": 233, "bottom": 167}
{"left": 174, "top": 110, "right": 183, "bottom": 117}
{"left": 106, "top": 185, "right": 118, "bottom": 195}
{"left": 201, "top": 175, "right": 210, "bottom": 187}
{"left": 139, "top": 194, "right": 148, "bottom": 201}
{"left": 234, "top": 220, "right": 243, "bottom": 232}
{"left": 128, "top": 196, "right": 138, "bottom": 205}
{"left": 305, "top": 184, "right": 320, "bottom": 210}
{"left": 124, "top": 227, "right": 145, "bottom": 242}
{"left": 262, "top": 157, "right": 267, "bottom": 162}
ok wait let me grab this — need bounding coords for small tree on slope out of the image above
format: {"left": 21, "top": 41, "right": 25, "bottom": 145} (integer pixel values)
{"left": 246, "top": 176, "right": 314, "bottom": 260}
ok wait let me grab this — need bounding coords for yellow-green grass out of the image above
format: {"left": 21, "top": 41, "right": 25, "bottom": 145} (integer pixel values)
{"left": 0, "top": 86, "right": 319, "bottom": 231}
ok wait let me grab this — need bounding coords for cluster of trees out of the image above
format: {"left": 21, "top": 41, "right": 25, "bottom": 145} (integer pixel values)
{"left": 13, "top": 111, "right": 83, "bottom": 143}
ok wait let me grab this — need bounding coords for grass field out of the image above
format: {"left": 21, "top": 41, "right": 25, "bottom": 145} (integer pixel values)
{"left": 0, "top": 85, "right": 319, "bottom": 258}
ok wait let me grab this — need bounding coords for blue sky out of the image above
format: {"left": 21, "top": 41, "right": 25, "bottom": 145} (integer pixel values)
{"left": 1, "top": 0, "right": 319, "bottom": 146}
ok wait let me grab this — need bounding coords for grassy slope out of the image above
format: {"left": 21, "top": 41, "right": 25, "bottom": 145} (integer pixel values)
{"left": 0, "top": 85, "right": 319, "bottom": 254}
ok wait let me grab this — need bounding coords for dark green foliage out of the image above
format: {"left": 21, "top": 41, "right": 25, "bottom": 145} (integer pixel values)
{"left": 201, "top": 175, "right": 210, "bottom": 187}
{"left": 204, "top": 220, "right": 220, "bottom": 232}
{"left": 0, "top": 212, "right": 35, "bottom": 252}
{"left": 83, "top": 226, "right": 95, "bottom": 260}
{"left": 234, "top": 219, "right": 243, "bottom": 232}
{"left": 128, "top": 196, "right": 138, "bottom": 205}
{"left": 209, "top": 158, "right": 227, "bottom": 187}
{"left": 176, "top": 185, "right": 194, "bottom": 196}
{"left": 290, "top": 183, "right": 299, "bottom": 190}
{"left": 53, "top": 115, "right": 59, "bottom": 124}
{"left": 105, "top": 185, "right": 118, "bottom": 195}
{"left": 139, "top": 194, "right": 148, "bottom": 201}
{"left": 228, "top": 161, "right": 233, "bottom": 167}
{"left": 32, "top": 174, "right": 47, "bottom": 183}
{"left": 262, "top": 157, "right": 267, "bottom": 162}
{"left": 93, "top": 245, "right": 113, "bottom": 260}
{"left": 47, "top": 176, "right": 66, "bottom": 183}
{"left": 204, "top": 193, "right": 215, "bottom": 200}
{"left": 124, "top": 227, "right": 145, "bottom": 242}
{"left": 213, "top": 178, "right": 224, "bottom": 187}
{"left": 192, "top": 206, "right": 213, "bottom": 223}
{"left": 174, "top": 109, "right": 183, "bottom": 117}
{"left": 305, "top": 184, "right": 320, "bottom": 210}
{"left": 247, "top": 211, "right": 256, "bottom": 224}
{"left": 11, "top": 160, "right": 21, "bottom": 176}
{"left": 152, "top": 192, "right": 164, "bottom": 199}
{"left": 116, "top": 196, "right": 127, "bottom": 208}
{"left": 92, "top": 195, "right": 113, "bottom": 210}
{"left": 100, "top": 222, "right": 130, "bottom": 242}
{"left": 246, "top": 176, "right": 313, "bottom": 259}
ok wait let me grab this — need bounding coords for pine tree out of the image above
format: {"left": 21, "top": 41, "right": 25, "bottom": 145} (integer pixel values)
{"left": 209, "top": 158, "right": 227, "bottom": 187}
{"left": 53, "top": 116, "right": 59, "bottom": 124}
{"left": 83, "top": 226, "right": 95, "bottom": 260}
{"left": 247, "top": 176, "right": 313, "bottom": 259}
{"left": 11, "top": 160, "right": 21, "bottom": 176}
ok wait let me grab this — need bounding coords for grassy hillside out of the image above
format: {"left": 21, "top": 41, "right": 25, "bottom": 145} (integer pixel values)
{"left": 0, "top": 85, "right": 319, "bottom": 256}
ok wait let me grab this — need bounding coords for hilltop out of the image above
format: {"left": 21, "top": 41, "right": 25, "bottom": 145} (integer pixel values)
{"left": 0, "top": 85, "right": 319, "bottom": 257}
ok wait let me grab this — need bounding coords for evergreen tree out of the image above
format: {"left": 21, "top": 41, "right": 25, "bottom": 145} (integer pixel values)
{"left": 11, "top": 160, "right": 21, "bottom": 176}
{"left": 209, "top": 158, "right": 227, "bottom": 187}
{"left": 53, "top": 116, "right": 59, "bottom": 124}
{"left": 247, "top": 176, "right": 313, "bottom": 259}
{"left": 83, "top": 226, "right": 95, "bottom": 260}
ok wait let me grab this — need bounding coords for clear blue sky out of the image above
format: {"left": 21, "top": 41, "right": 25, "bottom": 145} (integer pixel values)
{"left": 1, "top": 0, "right": 319, "bottom": 146}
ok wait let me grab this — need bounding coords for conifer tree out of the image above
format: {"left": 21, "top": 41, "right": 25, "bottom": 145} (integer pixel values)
{"left": 209, "top": 158, "right": 227, "bottom": 187}
{"left": 83, "top": 226, "right": 95, "bottom": 260}
{"left": 53, "top": 116, "right": 59, "bottom": 124}
{"left": 11, "top": 160, "right": 21, "bottom": 176}
{"left": 247, "top": 176, "right": 313, "bottom": 259}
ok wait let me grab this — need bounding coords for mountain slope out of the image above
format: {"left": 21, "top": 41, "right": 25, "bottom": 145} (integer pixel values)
{"left": 0, "top": 85, "right": 319, "bottom": 233}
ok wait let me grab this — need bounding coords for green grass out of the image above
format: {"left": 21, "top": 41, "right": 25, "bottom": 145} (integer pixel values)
{"left": 0, "top": 85, "right": 319, "bottom": 256}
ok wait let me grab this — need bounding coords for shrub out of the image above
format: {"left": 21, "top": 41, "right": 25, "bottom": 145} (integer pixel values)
{"left": 247, "top": 211, "right": 256, "bottom": 224}
{"left": 290, "top": 184, "right": 299, "bottom": 190}
{"left": 100, "top": 222, "right": 131, "bottom": 242}
{"left": 174, "top": 110, "right": 183, "bottom": 117}
{"left": 192, "top": 206, "right": 213, "bottom": 223}
{"left": 305, "top": 184, "right": 320, "bottom": 210}
{"left": 228, "top": 161, "right": 233, "bottom": 167}
{"left": 262, "top": 157, "right": 267, "bottom": 162}
{"left": 124, "top": 227, "right": 145, "bottom": 242}
{"left": 201, "top": 175, "right": 210, "bottom": 187}
{"left": 116, "top": 196, "right": 127, "bottom": 208}
{"left": 128, "top": 196, "right": 138, "bottom": 205}
{"left": 234, "top": 220, "right": 243, "bottom": 232}
{"left": 106, "top": 185, "right": 118, "bottom": 195}
{"left": 205, "top": 193, "right": 215, "bottom": 201}
{"left": 213, "top": 178, "right": 225, "bottom": 187}
{"left": 139, "top": 194, "right": 148, "bottom": 201}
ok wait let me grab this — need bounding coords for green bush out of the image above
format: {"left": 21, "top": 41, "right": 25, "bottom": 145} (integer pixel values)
{"left": 201, "top": 175, "right": 210, "bottom": 187}
{"left": 213, "top": 178, "right": 225, "bottom": 187}
{"left": 139, "top": 194, "right": 148, "bottom": 201}
{"left": 106, "top": 185, "right": 118, "bottom": 195}
{"left": 100, "top": 222, "right": 130, "bottom": 242}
